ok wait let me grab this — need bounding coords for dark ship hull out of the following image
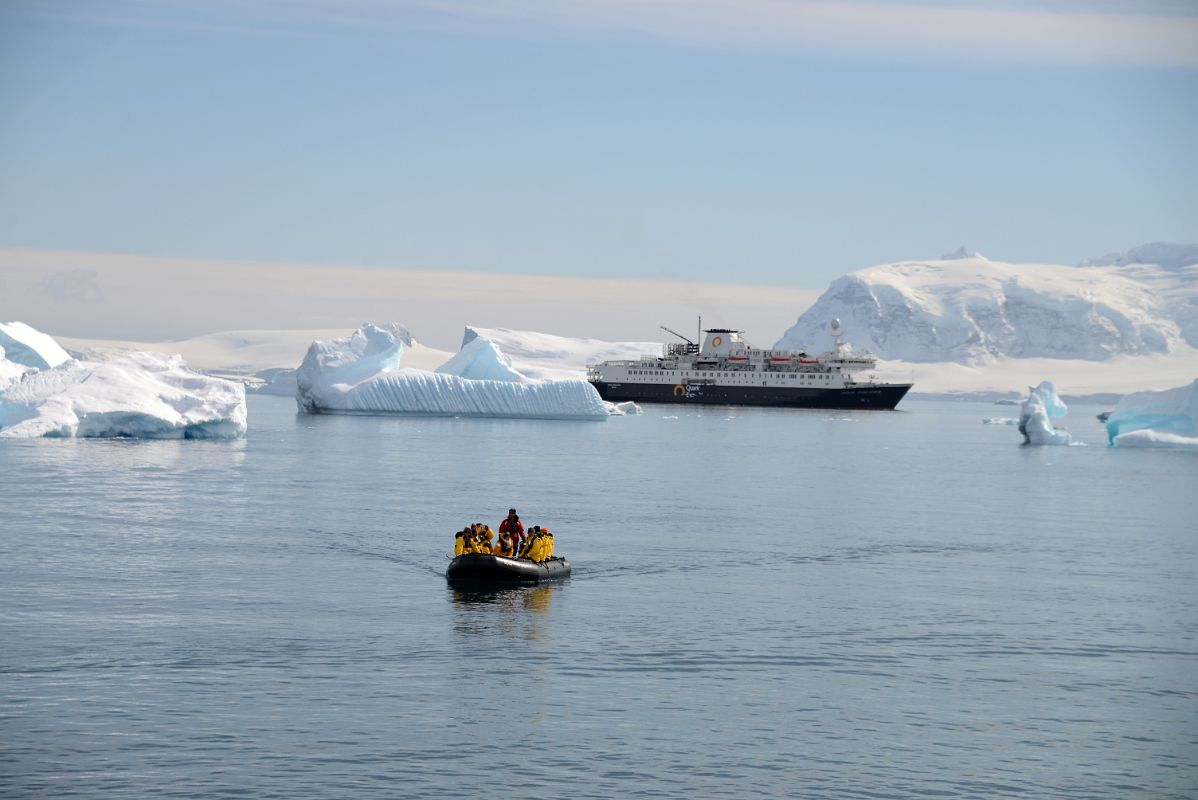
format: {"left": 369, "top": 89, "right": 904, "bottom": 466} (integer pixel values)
{"left": 446, "top": 553, "right": 571, "bottom": 585}
{"left": 590, "top": 380, "right": 912, "bottom": 410}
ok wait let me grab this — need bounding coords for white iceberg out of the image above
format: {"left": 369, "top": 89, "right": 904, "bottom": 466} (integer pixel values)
{"left": 296, "top": 324, "right": 608, "bottom": 420}
{"left": 1106, "top": 379, "right": 1198, "bottom": 449}
{"left": 0, "top": 321, "right": 71, "bottom": 370}
{"left": 0, "top": 331, "right": 247, "bottom": 439}
{"left": 1019, "top": 380, "right": 1072, "bottom": 445}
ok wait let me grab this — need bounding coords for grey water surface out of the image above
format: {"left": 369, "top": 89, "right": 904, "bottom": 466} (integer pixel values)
{"left": 2, "top": 396, "right": 1196, "bottom": 799}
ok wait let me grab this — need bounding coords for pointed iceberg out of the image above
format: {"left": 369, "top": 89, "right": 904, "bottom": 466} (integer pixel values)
{"left": 1019, "top": 380, "right": 1072, "bottom": 445}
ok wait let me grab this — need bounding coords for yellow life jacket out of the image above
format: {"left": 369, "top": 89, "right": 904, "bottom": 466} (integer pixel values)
{"left": 494, "top": 533, "right": 514, "bottom": 557}
{"left": 454, "top": 531, "right": 466, "bottom": 556}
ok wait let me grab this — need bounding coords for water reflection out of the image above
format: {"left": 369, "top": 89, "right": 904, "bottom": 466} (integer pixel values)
{"left": 449, "top": 583, "right": 558, "bottom": 642}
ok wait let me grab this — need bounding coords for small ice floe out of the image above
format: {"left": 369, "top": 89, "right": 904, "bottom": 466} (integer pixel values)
{"left": 606, "top": 401, "right": 642, "bottom": 416}
{"left": 1018, "top": 380, "right": 1072, "bottom": 445}
{"left": 983, "top": 417, "right": 1019, "bottom": 425}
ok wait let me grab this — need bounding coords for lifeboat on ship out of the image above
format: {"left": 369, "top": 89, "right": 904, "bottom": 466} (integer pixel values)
{"left": 446, "top": 553, "right": 571, "bottom": 585}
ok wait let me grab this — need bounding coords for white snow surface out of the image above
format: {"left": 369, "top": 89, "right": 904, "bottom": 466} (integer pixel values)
{"left": 776, "top": 245, "right": 1198, "bottom": 364}
{"left": 0, "top": 321, "right": 71, "bottom": 370}
{"left": 0, "top": 346, "right": 247, "bottom": 439}
{"left": 1106, "top": 378, "right": 1198, "bottom": 447}
{"left": 296, "top": 324, "right": 608, "bottom": 420}
{"left": 1019, "top": 381, "right": 1072, "bottom": 445}
{"left": 462, "top": 326, "right": 660, "bottom": 381}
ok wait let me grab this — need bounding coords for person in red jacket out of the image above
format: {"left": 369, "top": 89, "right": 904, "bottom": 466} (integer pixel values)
{"left": 498, "top": 508, "right": 524, "bottom": 557}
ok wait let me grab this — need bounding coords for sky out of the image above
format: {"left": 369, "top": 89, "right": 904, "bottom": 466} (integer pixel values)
{"left": 0, "top": 0, "right": 1196, "bottom": 340}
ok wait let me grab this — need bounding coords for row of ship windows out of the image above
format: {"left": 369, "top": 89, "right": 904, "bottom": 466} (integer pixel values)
{"left": 630, "top": 370, "right": 830, "bottom": 381}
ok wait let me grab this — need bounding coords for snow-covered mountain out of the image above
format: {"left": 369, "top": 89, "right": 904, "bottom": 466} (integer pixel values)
{"left": 776, "top": 243, "right": 1198, "bottom": 364}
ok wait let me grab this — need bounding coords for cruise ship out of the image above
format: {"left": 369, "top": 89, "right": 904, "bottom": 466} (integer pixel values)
{"left": 586, "top": 320, "right": 912, "bottom": 409}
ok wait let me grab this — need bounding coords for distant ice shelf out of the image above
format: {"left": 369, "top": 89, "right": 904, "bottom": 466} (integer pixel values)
{"left": 296, "top": 324, "right": 609, "bottom": 420}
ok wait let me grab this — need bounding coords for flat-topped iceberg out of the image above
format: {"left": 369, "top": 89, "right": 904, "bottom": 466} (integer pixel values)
{"left": 296, "top": 324, "right": 608, "bottom": 420}
{"left": 1106, "top": 379, "right": 1198, "bottom": 450}
{"left": 0, "top": 327, "right": 247, "bottom": 439}
{"left": 1019, "top": 380, "right": 1072, "bottom": 445}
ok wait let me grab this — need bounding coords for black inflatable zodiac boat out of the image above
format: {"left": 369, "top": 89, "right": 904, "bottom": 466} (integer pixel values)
{"left": 446, "top": 553, "right": 571, "bottom": 585}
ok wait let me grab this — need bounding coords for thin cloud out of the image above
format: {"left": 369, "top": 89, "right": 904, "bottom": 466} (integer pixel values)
{"left": 12, "top": 0, "right": 1198, "bottom": 67}
{"left": 403, "top": 0, "right": 1198, "bottom": 66}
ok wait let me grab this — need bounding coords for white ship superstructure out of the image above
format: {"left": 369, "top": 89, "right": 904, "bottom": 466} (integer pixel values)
{"left": 586, "top": 321, "right": 912, "bottom": 409}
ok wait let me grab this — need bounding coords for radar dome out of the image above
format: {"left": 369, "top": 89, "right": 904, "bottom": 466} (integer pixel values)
{"left": 830, "top": 318, "right": 842, "bottom": 334}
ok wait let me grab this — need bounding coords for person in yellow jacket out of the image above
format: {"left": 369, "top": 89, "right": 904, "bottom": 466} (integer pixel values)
{"left": 475, "top": 524, "right": 494, "bottom": 554}
{"left": 453, "top": 527, "right": 469, "bottom": 556}
{"left": 494, "top": 528, "right": 516, "bottom": 558}
{"left": 517, "top": 526, "right": 555, "bottom": 563}
{"left": 517, "top": 526, "right": 538, "bottom": 559}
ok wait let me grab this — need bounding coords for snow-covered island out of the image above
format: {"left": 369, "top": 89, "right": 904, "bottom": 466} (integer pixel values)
{"left": 777, "top": 242, "right": 1198, "bottom": 398}
{"left": 0, "top": 322, "right": 247, "bottom": 439}
{"left": 295, "top": 324, "right": 613, "bottom": 420}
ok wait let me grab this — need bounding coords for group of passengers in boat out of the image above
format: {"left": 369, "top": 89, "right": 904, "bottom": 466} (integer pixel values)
{"left": 453, "top": 508, "right": 555, "bottom": 562}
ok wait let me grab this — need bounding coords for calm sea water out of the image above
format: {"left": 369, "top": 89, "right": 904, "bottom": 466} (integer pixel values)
{"left": 1, "top": 396, "right": 1196, "bottom": 799}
